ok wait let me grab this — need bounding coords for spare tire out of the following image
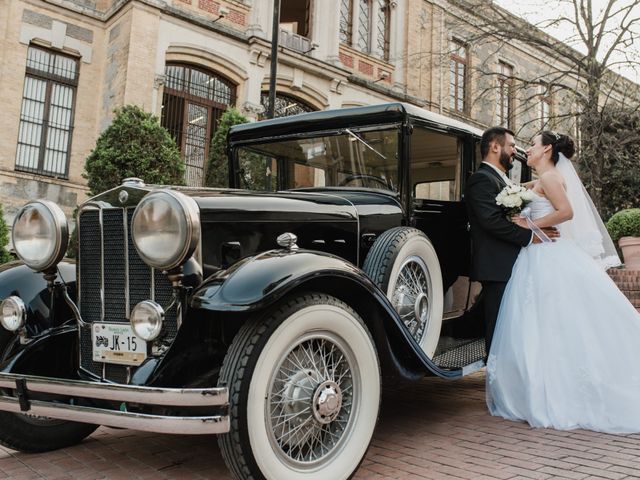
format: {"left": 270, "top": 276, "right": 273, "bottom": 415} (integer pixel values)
{"left": 363, "top": 227, "right": 444, "bottom": 358}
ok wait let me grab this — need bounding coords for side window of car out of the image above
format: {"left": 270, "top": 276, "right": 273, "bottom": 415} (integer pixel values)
{"left": 411, "top": 128, "right": 462, "bottom": 202}
{"left": 238, "top": 149, "right": 278, "bottom": 191}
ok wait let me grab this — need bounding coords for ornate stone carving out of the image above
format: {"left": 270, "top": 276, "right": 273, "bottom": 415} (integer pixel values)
{"left": 154, "top": 74, "right": 166, "bottom": 89}
{"left": 242, "top": 101, "right": 265, "bottom": 117}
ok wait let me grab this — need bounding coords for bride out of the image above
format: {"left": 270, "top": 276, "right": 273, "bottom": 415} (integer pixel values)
{"left": 487, "top": 130, "right": 640, "bottom": 433}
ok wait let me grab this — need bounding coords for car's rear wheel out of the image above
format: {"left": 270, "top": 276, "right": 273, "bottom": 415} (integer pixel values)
{"left": 218, "top": 293, "right": 380, "bottom": 480}
{"left": 0, "top": 411, "right": 98, "bottom": 452}
{"left": 363, "top": 227, "right": 444, "bottom": 358}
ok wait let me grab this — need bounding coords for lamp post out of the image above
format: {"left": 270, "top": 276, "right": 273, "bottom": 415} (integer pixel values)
{"left": 267, "top": 0, "right": 281, "bottom": 119}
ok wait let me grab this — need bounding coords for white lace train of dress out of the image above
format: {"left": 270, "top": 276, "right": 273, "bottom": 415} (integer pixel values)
{"left": 487, "top": 193, "right": 640, "bottom": 433}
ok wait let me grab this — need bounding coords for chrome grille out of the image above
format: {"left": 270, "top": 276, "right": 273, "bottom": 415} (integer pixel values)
{"left": 78, "top": 207, "right": 175, "bottom": 382}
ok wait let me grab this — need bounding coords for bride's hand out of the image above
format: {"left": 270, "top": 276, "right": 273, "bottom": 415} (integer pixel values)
{"left": 511, "top": 215, "right": 528, "bottom": 228}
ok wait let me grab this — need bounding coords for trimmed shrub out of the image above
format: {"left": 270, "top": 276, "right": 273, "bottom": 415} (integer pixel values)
{"left": 205, "top": 108, "right": 249, "bottom": 188}
{"left": 84, "top": 104, "right": 184, "bottom": 196}
{"left": 606, "top": 208, "right": 640, "bottom": 245}
{"left": 0, "top": 205, "right": 11, "bottom": 265}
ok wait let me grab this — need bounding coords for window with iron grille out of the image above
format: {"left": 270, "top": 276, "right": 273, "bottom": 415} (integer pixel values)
{"left": 15, "top": 46, "right": 79, "bottom": 179}
{"left": 357, "top": 0, "right": 372, "bottom": 52}
{"left": 341, "top": 0, "right": 390, "bottom": 61}
{"left": 161, "top": 64, "right": 236, "bottom": 187}
{"left": 449, "top": 39, "right": 467, "bottom": 113}
{"left": 497, "top": 61, "right": 514, "bottom": 129}
{"left": 376, "top": 0, "right": 390, "bottom": 61}
{"left": 259, "top": 93, "right": 315, "bottom": 119}
{"left": 339, "top": 0, "right": 352, "bottom": 44}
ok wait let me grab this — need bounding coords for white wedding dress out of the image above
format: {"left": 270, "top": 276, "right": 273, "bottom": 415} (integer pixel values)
{"left": 487, "top": 192, "right": 640, "bottom": 433}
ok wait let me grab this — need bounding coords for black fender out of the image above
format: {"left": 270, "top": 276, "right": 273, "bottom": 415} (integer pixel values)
{"left": 0, "top": 325, "right": 79, "bottom": 378}
{"left": 0, "top": 260, "right": 77, "bottom": 339}
{"left": 188, "top": 249, "right": 456, "bottom": 381}
{"left": 190, "top": 249, "right": 373, "bottom": 312}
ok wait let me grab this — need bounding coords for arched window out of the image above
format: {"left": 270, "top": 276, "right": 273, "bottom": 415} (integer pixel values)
{"left": 260, "top": 93, "right": 315, "bottom": 119}
{"left": 161, "top": 64, "right": 236, "bottom": 186}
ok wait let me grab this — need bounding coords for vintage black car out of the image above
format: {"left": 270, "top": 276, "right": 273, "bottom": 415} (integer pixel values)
{"left": 0, "top": 103, "right": 529, "bottom": 479}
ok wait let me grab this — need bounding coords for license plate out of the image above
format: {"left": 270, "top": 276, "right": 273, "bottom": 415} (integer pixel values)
{"left": 92, "top": 323, "right": 147, "bottom": 366}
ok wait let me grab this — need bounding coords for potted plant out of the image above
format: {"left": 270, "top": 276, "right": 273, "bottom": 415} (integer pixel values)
{"left": 606, "top": 208, "right": 640, "bottom": 269}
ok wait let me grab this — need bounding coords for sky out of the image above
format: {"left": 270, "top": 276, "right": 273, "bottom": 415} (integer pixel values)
{"left": 494, "top": 0, "right": 640, "bottom": 83}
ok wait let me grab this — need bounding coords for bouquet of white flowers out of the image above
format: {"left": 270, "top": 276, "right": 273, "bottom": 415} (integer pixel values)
{"left": 495, "top": 184, "right": 536, "bottom": 216}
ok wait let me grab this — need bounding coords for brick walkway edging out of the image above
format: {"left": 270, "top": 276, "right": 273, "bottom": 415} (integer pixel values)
{"left": 608, "top": 268, "right": 640, "bottom": 310}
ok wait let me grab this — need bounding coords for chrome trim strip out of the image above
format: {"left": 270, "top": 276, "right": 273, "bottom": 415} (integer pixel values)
{"left": 0, "top": 397, "right": 228, "bottom": 435}
{"left": 151, "top": 268, "right": 155, "bottom": 300}
{"left": 99, "top": 208, "right": 105, "bottom": 322}
{"left": 0, "top": 373, "right": 228, "bottom": 406}
{"left": 124, "top": 208, "right": 130, "bottom": 319}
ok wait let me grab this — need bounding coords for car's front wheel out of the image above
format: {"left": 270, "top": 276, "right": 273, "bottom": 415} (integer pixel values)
{"left": 0, "top": 411, "right": 98, "bottom": 452}
{"left": 218, "top": 293, "right": 380, "bottom": 480}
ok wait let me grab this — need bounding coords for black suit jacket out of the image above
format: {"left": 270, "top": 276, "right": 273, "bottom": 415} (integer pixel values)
{"left": 465, "top": 164, "right": 532, "bottom": 282}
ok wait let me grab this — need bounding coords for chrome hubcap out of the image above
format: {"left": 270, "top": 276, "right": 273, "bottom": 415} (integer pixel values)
{"left": 313, "top": 381, "right": 342, "bottom": 424}
{"left": 414, "top": 292, "right": 429, "bottom": 323}
{"left": 391, "top": 256, "right": 431, "bottom": 343}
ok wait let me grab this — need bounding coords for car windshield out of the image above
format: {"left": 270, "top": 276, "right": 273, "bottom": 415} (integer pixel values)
{"left": 234, "top": 127, "right": 400, "bottom": 192}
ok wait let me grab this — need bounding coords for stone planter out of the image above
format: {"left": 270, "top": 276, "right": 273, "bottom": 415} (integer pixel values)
{"left": 619, "top": 236, "right": 640, "bottom": 270}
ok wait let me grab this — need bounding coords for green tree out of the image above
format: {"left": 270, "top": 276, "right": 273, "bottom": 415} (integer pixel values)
{"left": 71, "top": 105, "right": 185, "bottom": 258}
{"left": 205, "top": 108, "right": 249, "bottom": 188}
{"left": 0, "top": 205, "right": 11, "bottom": 265}
{"left": 84, "top": 104, "right": 184, "bottom": 196}
{"left": 448, "top": 0, "right": 640, "bottom": 212}
{"left": 599, "top": 108, "right": 640, "bottom": 220}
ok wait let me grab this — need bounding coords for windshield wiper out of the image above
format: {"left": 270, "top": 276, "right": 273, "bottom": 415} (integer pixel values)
{"left": 344, "top": 128, "right": 387, "bottom": 160}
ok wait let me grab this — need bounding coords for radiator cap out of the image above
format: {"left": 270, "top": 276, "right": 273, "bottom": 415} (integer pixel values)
{"left": 122, "top": 177, "right": 146, "bottom": 187}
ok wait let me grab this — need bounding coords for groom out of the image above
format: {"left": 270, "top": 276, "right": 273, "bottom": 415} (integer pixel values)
{"left": 465, "top": 127, "right": 537, "bottom": 356}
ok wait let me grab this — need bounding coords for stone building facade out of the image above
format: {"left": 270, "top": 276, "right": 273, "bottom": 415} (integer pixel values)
{"left": 0, "top": 0, "right": 637, "bottom": 229}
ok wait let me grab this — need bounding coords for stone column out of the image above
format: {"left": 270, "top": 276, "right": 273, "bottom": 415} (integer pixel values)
{"left": 247, "top": 0, "right": 273, "bottom": 39}
{"left": 244, "top": 48, "right": 268, "bottom": 121}
{"left": 389, "top": 0, "right": 406, "bottom": 90}
{"left": 313, "top": 0, "right": 341, "bottom": 65}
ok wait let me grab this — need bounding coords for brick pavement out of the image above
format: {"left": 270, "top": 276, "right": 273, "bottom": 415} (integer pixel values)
{"left": 2, "top": 372, "right": 640, "bottom": 479}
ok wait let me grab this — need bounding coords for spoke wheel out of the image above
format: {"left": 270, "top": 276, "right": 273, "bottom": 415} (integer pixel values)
{"left": 390, "top": 255, "right": 432, "bottom": 341}
{"left": 219, "top": 293, "right": 380, "bottom": 480}
{"left": 363, "top": 227, "right": 443, "bottom": 358}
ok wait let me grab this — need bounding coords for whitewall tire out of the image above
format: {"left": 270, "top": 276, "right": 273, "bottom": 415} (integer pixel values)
{"left": 363, "top": 227, "right": 444, "bottom": 358}
{"left": 218, "top": 293, "right": 380, "bottom": 480}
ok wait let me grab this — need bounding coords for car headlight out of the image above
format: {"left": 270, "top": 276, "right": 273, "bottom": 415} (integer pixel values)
{"left": 0, "top": 296, "right": 26, "bottom": 332}
{"left": 12, "top": 200, "right": 68, "bottom": 272}
{"left": 130, "top": 300, "right": 164, "bottom": 341}
{"left": 131, "top": 190, "right": 200, "bottom": 271}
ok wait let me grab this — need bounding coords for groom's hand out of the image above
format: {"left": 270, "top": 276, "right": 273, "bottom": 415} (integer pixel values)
{"left": 531, "top": 227, "right": 560, "bottom": 244}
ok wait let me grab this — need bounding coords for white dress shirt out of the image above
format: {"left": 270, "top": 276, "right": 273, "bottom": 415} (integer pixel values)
{"left": 481, "top": 162, "right": 533, "bottom": 245}
{"left": 482, "top": 161, "right": 513, "bottom": 185}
